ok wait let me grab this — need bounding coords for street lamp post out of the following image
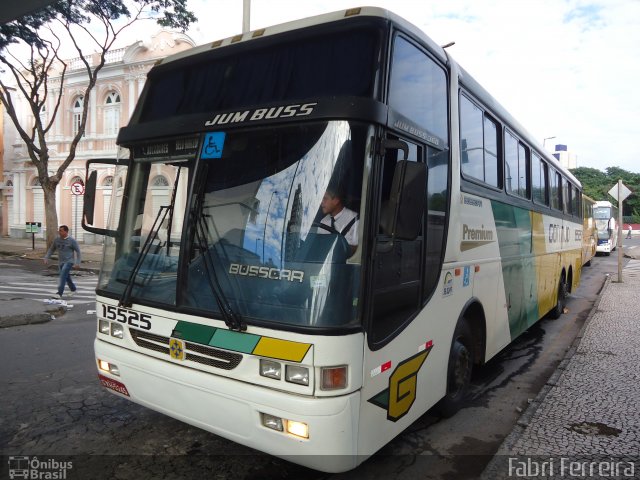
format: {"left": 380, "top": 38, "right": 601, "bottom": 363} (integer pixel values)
{"left": 543, "top": 136, "right": 556, "bottom": 149}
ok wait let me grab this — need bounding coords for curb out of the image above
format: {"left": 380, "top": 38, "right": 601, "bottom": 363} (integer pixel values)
{"left": 480, "top": 274, "right": 611, "bottom": 479}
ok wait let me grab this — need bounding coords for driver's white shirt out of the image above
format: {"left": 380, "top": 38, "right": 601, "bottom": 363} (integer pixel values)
{"left": 320, "top": 207, "right": 359, "bottom": 246}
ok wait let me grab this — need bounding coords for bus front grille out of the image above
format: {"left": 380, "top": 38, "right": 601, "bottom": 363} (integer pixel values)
{"left": 129, "top": 328, "right": 242, "bottom": 370}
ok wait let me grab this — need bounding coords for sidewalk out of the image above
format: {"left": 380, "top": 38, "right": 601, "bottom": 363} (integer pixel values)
{"left": 482, "top": 259, "right": 640, "bottom": 479}
{"left": 0, "top": 235, "right": 103, "bottom": 328}
{"left": 0, "top": 235, "right": 104, "bottom": 264}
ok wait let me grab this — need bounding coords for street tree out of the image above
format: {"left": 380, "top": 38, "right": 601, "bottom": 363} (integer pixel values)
{"left": 0, "top": 0, "right": 196, "bottom": 246}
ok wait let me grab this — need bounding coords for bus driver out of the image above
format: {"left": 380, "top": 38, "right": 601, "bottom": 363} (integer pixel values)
{"left": 319, "top": 187, "right": 359, "bottom": 249}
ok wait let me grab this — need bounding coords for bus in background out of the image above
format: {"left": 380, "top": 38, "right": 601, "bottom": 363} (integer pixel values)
{"left": 581, "top": 195, "right": 597, "bottom": 266}
{"left": 594, "top": 200, "right": 618, "bottom": 255}
{"left": 82, "top": 7, "right": 583, "bottom": 472}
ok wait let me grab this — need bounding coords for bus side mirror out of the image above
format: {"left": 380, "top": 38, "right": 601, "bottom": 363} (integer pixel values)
{"left": 83, "top": 170, "right": 97, "bottom": 225}
{"left": 82, "top": 158, "right": 120, "bottom": 237}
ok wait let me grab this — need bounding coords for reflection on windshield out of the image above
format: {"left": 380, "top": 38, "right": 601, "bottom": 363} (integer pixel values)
{"left": 185, "top": 121, "right": 366, "bottom": 328}
{"left": 99, "top": 121, "right": 369, "bottom": 330}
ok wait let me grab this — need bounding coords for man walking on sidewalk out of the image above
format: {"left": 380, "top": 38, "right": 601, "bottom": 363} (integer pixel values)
{"left": 43, "top": 225, "right": 82, "bottom": 299}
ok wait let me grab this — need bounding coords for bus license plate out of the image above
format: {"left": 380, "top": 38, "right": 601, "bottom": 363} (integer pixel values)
{"left": 98, "top": 374, "right": 130, "bottom": 396}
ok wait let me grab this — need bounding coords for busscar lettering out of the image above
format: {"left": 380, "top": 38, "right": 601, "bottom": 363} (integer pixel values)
{"left": 229, "top": 263, "right": 304, "bottom": 283}
{"left": 205, "top": 103, "right": 317, "bottom": 127}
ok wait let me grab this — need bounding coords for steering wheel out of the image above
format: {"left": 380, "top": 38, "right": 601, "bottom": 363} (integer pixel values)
{"left": 311, "top": 221, "right": 337, "bottom": 234}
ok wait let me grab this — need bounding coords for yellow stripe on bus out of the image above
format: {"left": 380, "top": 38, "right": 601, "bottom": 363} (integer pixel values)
{"left": 252, "top": 337, "right": 312, "bottom": 362}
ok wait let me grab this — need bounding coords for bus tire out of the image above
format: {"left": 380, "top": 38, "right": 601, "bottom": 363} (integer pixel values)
{"left": 549, "top": 276, "right": 567, "bottom": 319}
{"left": 436, "top": 318, "right": 474, "bottom": 418}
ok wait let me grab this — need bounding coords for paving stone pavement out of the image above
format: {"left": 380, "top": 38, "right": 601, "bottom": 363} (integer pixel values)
{"left": 482, "top": 260, "right": 640, "bottom": 479}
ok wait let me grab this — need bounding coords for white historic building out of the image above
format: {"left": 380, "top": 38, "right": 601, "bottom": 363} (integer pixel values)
{"left": 1, "top": 30, "right": 195, "bottom": 240}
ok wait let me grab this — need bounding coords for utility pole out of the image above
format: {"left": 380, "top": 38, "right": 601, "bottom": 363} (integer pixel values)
{"left": 243, "top": 0, "right": 251, "bottom": 33}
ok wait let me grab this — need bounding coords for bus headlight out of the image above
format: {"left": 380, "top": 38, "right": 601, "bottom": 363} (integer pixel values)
{"left": 99, "top": 320, "right": 110, "bottom": 335}
{"left": 259, "top": 359, "right": 281, "bottom": 380}
{"left": 285, "top": 365, "right": 309, "bottom": 386}
{"left": 110, "top": 323, "right": 124, "bottom": 339}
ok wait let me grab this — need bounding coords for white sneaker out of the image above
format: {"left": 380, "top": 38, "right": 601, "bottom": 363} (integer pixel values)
{"left": 67, "top": 291, "right": 76, "bottom": 298}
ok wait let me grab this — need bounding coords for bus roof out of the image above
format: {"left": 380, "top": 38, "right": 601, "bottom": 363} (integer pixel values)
{"left": 157, "top": 7, "right": 447, "bottom": 66}
{"left": 144, "top": 6, "right": 580, "bottom": 188}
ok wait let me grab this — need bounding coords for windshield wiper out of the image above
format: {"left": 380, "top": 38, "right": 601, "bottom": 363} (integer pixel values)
{"left": 119, "top": 204, "right": 170, "bottom": 307}
{"left": 191, "top": 173, "right": 246, "bottom": 331}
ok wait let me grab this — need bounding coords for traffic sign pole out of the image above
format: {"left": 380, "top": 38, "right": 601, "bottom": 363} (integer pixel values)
{"left": 608, "top": 179, "right": 633, "bottom": 283}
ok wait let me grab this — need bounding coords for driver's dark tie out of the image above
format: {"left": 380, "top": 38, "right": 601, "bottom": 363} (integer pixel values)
{"left": 331, "top": 216, "right": 336, "bottom": 230}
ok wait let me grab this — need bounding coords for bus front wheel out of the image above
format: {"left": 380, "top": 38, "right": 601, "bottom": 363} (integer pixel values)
{"left": 436, "top": 319, "right": 474, "bottom": 418}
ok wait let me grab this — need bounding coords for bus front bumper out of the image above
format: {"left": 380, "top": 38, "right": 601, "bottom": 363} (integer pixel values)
{"left": 95, "top": 338, "right": 361, "bottom": 473}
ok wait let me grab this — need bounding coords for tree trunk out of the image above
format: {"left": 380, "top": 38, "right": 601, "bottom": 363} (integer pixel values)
{"left": 43, "top": 182, "right": 58, "bottom": 248}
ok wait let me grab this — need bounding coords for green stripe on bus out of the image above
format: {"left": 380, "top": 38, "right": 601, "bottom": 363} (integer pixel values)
{"left": 209, "top": 328, "right": 260, "bottom": 353}
{"left": 491, "top": 201, "right": 540, "bottom": 340}
{"left": 172, "top": 321, "right": 216, "bottom": 344}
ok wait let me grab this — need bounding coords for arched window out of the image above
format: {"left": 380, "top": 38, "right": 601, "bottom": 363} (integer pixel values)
{"left": 104, "top": 91, "right": 121, "bottom": 135}
{"left": 152, "top": 175, "right": 169, "bottom": 187}
{"left": 102, "top": 176, "right": 114, "bottom": 187}
{"left": 69, "top": 176, "right": 84, "bottom": 187}
{"left": 72, "top": 96, "right": 84, "bottom": 136}
{"left": 31, "top": 177, "right": 42, "bottom": 187}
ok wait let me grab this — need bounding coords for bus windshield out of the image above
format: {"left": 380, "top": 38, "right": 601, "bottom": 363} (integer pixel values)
{"left": 593, "top": 207, "right": 613, "bottom": 236}
{"left": 99, "top": 120, "right": 368, "bottom": 330}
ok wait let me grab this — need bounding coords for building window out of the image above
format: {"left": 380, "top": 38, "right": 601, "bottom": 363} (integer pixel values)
{"left": 72, "top": 96, "right": 84, "bottom": 136}
{"left": 104, "top": 91, "right": 121, "bottom": 135}
{"left": 152, "top": 175, "right": 169, "bottom": 187}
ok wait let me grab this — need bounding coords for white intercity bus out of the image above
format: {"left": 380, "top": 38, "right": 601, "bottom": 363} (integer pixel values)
{"left": 83, "top": 7, "right": 583, "bottom": 472}
{"left": 593, "top": 200, "right": 618, "bottom": 255}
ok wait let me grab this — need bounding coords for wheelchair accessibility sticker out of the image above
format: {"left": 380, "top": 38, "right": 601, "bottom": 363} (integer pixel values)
{"left": 201, "top": 132, "right": 226, "bottom": 159}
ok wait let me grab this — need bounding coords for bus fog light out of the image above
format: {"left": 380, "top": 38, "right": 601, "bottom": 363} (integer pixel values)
{"left": 261, "top": 413, "right": 283, "bottom": 431}
{"left": 285, "top": 365, "right": 309, "bottom": 386}
{"left": 286, "top": 420, "right": 309, "bottom": 439}
{"left": 110, "top": 323, "right": 124, "bottom": 339}
{"left": 98, "top": 359, "right": 120, "bottom": 376}
{"left": 99, "top": 320, "right": 110, "bottom": 335}
{"left": 321, "top": 366, "right": 348, "bottom": 390}
{"left": 98, "top": 359, "right": 110, "bottom": 372}
{"left": 260, "top": 359, "right": 281, "bottom": 380}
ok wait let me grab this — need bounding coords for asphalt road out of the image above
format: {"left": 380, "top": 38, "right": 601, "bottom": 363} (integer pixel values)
{"left": 0, "top": 242, "right": 636, "bottom": 480}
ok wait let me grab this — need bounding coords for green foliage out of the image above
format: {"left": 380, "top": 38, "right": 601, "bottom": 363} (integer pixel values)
{"left": 571, "top": 166, "right": 639, "bottom": 218}
{"left": 0, "top": 0, "right": 196, "bottom": 51}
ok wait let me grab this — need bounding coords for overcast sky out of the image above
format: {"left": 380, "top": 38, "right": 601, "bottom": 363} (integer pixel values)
{"left": 8, "top": 0, "right": 638, "bottom": 173}
{"left": 173, "top": 0, "right": 638, "bottom": 174}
